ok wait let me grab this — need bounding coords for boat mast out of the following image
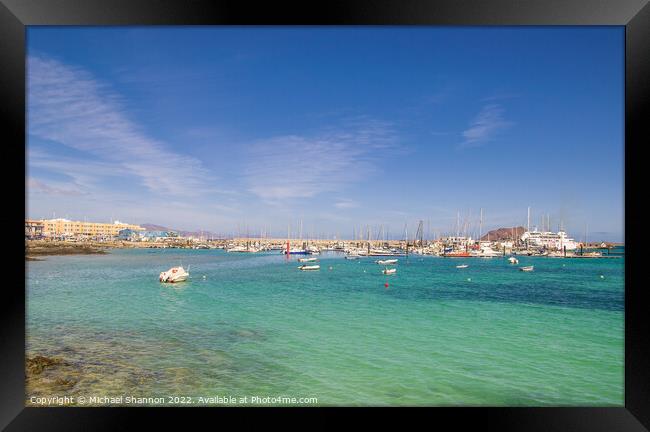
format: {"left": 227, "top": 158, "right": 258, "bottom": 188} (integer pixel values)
{"left": 367, "top": 225, "right": 371, "bottom": 254}
{"left": 415, "top": 220, "right": 424, "bottom": 247}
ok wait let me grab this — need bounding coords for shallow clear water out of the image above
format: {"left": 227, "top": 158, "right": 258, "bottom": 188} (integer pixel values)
{"left": 26, "top": 249, "right": 624, "bottom": 406}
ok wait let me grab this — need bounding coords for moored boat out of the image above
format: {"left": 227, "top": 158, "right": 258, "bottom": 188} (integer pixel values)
{"left": 298, "top": 257, "right": 318, "bottom": 263}
{"left": 519, "top": 265, "right": 534, "bottom": 272}
{"left": 382, "top": 268, "right": 397, "bottom": 275}
{"left": 456, "top": 264, "right": 469, "bottom": 269}
{"left": 444, "top": 251, "right": 471, "bottom": 257}
{"left": 159, "top": 266, "right": 190, "bottom": 283}
{"left": 283, "top": 248, "right": 309, "bottom": 255}
{"left": 298, "top": 264, "right": 320, "bottom": 271}
{"left": 508, "top": 257, "right": 519, "bottom": 264}
{"left": 376, "top": 259, "right": 398, "bottom": 265}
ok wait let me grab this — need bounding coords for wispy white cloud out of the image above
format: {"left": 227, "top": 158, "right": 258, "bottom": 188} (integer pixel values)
{"left": 459, "top": 104, "right": 513, "bottom": 149}
{"left": 27, "top": 55, "right": 219, "bottom": 197}
{"left": 27, "top": 177, "right": 86, "bottom": 196}
{"left": 27, "top": 147, "right": 130, "bottom": 190}
{"left": 244, "top": 120, "right": 399, "bottom": 201}
{"left": 334, "top": 199, "right": 360, "bottom": 209}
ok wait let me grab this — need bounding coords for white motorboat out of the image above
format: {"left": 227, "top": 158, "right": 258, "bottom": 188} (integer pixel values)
{"left": 382, "top": 268, "right": 397, "bottom": 275}
{"left": 456, "top": 264, "right": 469, "bottom": 269}
{"left": 298, "top": 264, "right": 320, "bottom": 271}
{"left": 298, "top": 257, "right": 318, "bottom": 263}
{"left": 519, "top": 265, "right": 534, "bottom": 272}
{"left": 345, "top": 255, "right": 361, "bottom": 260}
{"left": 159, "top": 266, "right": 190, "bottom": 283}
{"left": 508, "top": 257, "right": 519, "bottom": 264}
{"left": 283, "top": 248, "right": 309, "bottom": 255}
{"left": 227, "top": 245, "right": 260, "bottom": 253}
{"left": 376, "top": 259, "right": 398, "bottom": 265}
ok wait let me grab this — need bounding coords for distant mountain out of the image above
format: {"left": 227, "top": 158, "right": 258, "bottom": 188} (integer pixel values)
{"left": 140, "top": 223, "right": 171, "bottom": 232}
{"left": 140, "top": 223, "right": 220, "bottom": 239}
{"left": 480, "top": 226, "right": 525, "bottom": 242}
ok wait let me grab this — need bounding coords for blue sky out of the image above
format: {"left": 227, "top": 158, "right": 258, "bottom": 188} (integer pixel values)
{"left": 26, "top": 27, "right": 624, "bottom": 241}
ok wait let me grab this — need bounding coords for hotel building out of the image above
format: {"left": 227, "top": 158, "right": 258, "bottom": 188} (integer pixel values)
{"left": 32, "top": 218, "right": 145, "bottom": 239}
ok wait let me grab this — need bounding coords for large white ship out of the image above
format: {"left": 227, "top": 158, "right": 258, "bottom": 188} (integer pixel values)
{"left": 520, "top": 230, "right": 578, "bottom": 250}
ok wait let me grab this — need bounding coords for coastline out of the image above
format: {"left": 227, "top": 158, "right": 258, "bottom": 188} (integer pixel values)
{"left": 26, "top": 240, "right": 108, "bottom": 259}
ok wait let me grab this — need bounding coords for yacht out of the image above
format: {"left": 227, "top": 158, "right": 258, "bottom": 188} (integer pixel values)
{"left": 283, "top": 248, "right": 309, "bottom": 255}
{"left": 474, "top": 245, "right": 501, "bottom": 257}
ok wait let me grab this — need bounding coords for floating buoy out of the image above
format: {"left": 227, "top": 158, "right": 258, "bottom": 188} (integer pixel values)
{"left": 363, "top": 270, "right": 366, "bottom": 273}
{"left": 203, "top": 275, "right": 207, "bottom": 279}
{"left": 467, "top": 278, "right": 472, "bottom": 282}
{"left": 329, "top": 266, "right": 333, "bottom": 270}
{"left": 600, "top": 275, "right": 605, "bottom": 279}
{"left": 384, "top": 282, "right": 389, "bottom": 289}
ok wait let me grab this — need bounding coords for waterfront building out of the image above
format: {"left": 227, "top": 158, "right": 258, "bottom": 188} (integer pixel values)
{"left": 25, "top": 219, "right": 44, "bottom": 239}
{"left": 117, "top": 228, "right": 141, "bottom": 241}
{"left": 38, "top": 218, "right": 145, "bottom": 239}
{"left": 141, "top": 231, "right": 177, "bottom": 242}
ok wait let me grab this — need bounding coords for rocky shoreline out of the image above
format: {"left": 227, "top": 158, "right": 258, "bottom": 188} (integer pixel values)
{"left": 26, "top": 355, "right": 80, "bottom": 402}
{"left": 26, "top": 240, "right": 109, "bottom": 260}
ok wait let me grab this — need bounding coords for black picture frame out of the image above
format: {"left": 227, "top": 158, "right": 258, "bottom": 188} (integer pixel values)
{"left": 2, "top": 0, "right": 648, "bottom": 430}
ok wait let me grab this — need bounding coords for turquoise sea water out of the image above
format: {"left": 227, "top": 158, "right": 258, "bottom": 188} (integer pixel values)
{"left": 26, "top": 249, "right": 624, "bottom": 406}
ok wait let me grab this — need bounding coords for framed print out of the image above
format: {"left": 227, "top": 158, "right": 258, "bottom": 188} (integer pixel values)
{"left": 1, "top": 0, "right": 649, "bottom": 430}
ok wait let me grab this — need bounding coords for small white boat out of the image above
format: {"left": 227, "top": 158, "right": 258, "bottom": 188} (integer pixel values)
{"left": 298, "top": 265, "right": 320, "bottom": 271}
{"left": 298, "top": 257, "right": 318, "bottom": 263}
{"left": 382, "top": 268, "right": 397, "bottom": 275}
{"left": 508, "top": 257, "right": 519, "bottom": 264}
{"left": 376, "top": 259, "right": 398, "bottom": 265}
{"left": 227, "top": 245, "right": 260, "bottom": 253}
{"left": 159, "top": 266, "right": 190, "bottom": 283}
{"left": 345, "top": 255, "right": 361, "bottom": 260}
{"left": 519, "top": 265, "right": 534, "bottom": 272}
{"left": 456, "top": 264, "right": 469, "bottom": 269}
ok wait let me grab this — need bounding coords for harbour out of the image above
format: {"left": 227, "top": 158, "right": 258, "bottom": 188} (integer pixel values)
{"left": 24, "top": 26, "right": 625, "bottom": 409}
